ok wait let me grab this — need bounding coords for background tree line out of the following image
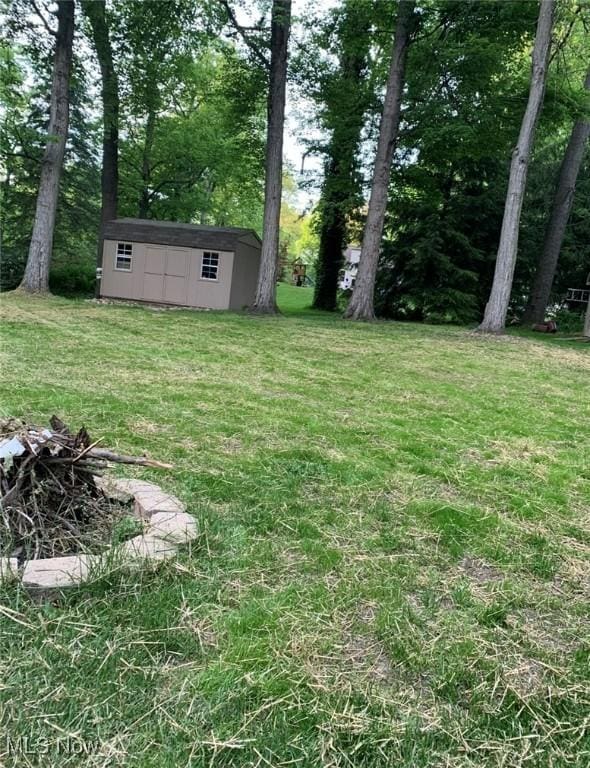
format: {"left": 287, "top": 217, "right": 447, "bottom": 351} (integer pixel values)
{"left": 1, "top": 0, "right": 588, "bottom": 331}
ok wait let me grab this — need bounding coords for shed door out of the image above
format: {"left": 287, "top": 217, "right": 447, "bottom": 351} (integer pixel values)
{"left": 163, "top": 248, "right": 189, "bottom": 305}
{"left": 141, "top": 246, "right": 190, "bottom": 305}
{"left": 143, "top": 246, "right": 165, "bottom": 302}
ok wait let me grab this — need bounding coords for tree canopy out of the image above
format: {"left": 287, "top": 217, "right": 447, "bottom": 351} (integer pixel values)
{"left": 1, "top": 0, "right": 588, "bottom": 327}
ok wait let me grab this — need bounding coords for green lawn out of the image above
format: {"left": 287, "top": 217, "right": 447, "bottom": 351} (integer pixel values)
{"left": 0, "top": 285, "right": 589, "bottom": 767}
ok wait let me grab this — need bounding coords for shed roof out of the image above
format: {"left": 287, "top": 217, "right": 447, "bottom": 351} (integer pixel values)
{"left": 103, "top": 218, "right": 261, "bottom": 251}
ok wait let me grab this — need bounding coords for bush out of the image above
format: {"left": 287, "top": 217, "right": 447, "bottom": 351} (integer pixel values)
{"left": 0, "top": 247, "right": 26, "bottom": 291}
{"left": 0, "top": 248, "right": 95, "bottom": 297}
{"left": 49, "top": 263, "right": 95, "bottom": 296}
{"left": 550, "top": 308, "right": 584, "bottom": 334}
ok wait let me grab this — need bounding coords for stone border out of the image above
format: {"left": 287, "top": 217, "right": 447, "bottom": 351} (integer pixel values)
{"left": 0, "top": 479, "right": 197, "bottom": 598}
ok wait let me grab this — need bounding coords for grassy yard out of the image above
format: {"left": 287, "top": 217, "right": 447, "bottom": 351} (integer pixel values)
{"left": 0, "top": 285, "right": 589, "bottom": 767}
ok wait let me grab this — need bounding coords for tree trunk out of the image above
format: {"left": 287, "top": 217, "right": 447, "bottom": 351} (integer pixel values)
{"left": 522, "top": 63, "right": 590, "bottom": 326}
{"left": 478, "top": 0, "right": 555, "bottom": 333}
{"left": 252, "top": 0, "right": 291, "bottom": 314}
{"left": 344, "top": 0, "right": 416, "bottom": 321}
{"left": 19, "top": 0, "right": 75, "bottom": 294}
{"left": 584, "top": 293, "right": 590, "bottom": 338}
{"left": 138, "top": 107, "right": 157, "bottom": 218}
{"left": 82, "top": 0, "right": 119, "bottom": 297}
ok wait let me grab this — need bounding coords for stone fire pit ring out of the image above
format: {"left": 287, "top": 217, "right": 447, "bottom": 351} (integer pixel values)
{"left": 0, "top": 479, "right": 197, "bottom": 598}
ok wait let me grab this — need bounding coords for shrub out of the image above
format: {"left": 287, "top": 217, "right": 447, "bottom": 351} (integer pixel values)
{"left": 49, "top": 263, "right": 95, "bottom": 296}
{"left": 550, "top": 308, "right": 584, "bottom": 334}
{"left": 0, "top": 247, "right": 26, "bottom": 291}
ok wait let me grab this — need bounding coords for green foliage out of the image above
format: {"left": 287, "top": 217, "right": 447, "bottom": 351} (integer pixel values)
{"left": 49, "top": 262, "right": 95, "bottom": 296}
{"left": 2, "top": 0, "right": 267, "bottom": 295}
{"left": 370, "top": 0, "right": 590, "bottom": 323}
{"left": 551, "top": 308, "right": 584, "bottom": 333}
{"left": 1, "top": 32, "right": 100, "bottom": 293}
{"left": 297, "top": 0, "right": 382, "bottom": 310}
{"left": 118, "top": 45, "right": 266, "bottom": 227}
{"left": 279, "top": 173, "right": 318, "bottom": 268}
{"left": 2, "top": 0, "right": 589, "bottom": 314}
{"left": 111, "top": 1, "right": 266, "bottom": 227}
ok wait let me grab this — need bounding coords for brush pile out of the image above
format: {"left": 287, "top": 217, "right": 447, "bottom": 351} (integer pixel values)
{"left": 0, "top": 416, "right": 172, "bottom": 561}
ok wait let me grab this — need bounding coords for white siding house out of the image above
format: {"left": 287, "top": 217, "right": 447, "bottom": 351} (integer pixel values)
{"left": 339, "top": 246, "right": 361, "bottom": 290}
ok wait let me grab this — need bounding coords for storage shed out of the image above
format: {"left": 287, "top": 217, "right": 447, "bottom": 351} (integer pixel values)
{"left": 99, "top": 218, "right": 262, "bottom": 310}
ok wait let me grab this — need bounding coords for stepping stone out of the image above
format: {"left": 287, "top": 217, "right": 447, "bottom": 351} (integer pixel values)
{"left": 110, "top": 479, "right": 185, "bottom": 519}
{"left": 22, "top": 555, "right": 91, "bottom": 594}
{"left": 119, "top": 534, "right": 177, "bottom": 566}
{"left": 149, "top": 511, "right": 198, "bottom": 544}
{"left": 93, "top": 475, "right": 134, "bottom": 503}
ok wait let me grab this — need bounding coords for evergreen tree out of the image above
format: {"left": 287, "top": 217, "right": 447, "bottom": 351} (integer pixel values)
{"left": 310, "top": 0, "right": 374, "bottom": 312}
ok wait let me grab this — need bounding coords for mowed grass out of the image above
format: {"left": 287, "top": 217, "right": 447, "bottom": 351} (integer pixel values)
{"left": 0, "top": 284, "right": 589, "bottom": 767}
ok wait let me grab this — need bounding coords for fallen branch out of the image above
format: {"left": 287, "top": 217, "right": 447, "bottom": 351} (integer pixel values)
{"left": 87, "top": 449, "right": 173, "bottom": 470}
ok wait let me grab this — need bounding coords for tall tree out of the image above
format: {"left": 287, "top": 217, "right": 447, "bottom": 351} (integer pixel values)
{"left": 477, "top": 0, "right": 555, "bottom": 332}
{"left": 311, "top": 0, "right": 372, "bottom": 312}
{"left": 82, "top": 0, "right": 118, "bottom": 222}
{"left": 522, "top": 63, "right": 590, "bottom": 325}
{"left": 82, "top": 0, "right": 119, "bottom": 295}
{"left": 19, "top": 0, "right": 74, "bottom": 294}
{"left": 252, "top": 0, "right": 291, "bottom": 313}
{"left": 344, "top": 0, "right": 416, "bottom": 321}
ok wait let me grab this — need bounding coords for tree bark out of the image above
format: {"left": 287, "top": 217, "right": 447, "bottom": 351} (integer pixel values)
{"left": 19, "top": 0, "right": 75, "bottom": 294}
{"left": 252, "top": 0, "right": 291, "bottom": 314}
{"left": 138, "top": 107, "right": 157, "bottom": 219}
{"left": 478, "top": 0, "right": 555, "bottom": 333}
{"left": 344, "top": 0, "right": 416, "bottom": 321}
{"left": 82, "top": 0, "right": 119, "bottom": 297}
{"left": 522, "top": 63, "right": 590, "bottom": 326}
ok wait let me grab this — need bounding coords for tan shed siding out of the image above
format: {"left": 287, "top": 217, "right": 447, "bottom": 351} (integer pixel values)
{"left": 229, "top": 241, "right": 261, "bottom": 310}
{"left": 101, "top": 239, "right": 146, "bottom": 301}
{"left": 194, "top": 249, "right": 234, "bottom": 309}
{"left": 101, "top": 239, "right": 234, "bottom": 309}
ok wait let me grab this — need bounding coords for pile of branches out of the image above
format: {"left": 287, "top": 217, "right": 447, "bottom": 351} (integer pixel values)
{"left": 0, "top": 416, "right": 171, "bottom": 561}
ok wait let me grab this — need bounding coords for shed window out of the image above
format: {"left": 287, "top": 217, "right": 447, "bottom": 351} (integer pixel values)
{"left": 116, "top": 242, "right": 133, "bottom": 271}
{"left": 201, "top": 251, "right": 219, "bottom": 280}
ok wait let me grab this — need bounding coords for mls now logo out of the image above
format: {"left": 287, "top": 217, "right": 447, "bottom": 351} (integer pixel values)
{"left": 5, "top": 736, "right": 96, "bottom": 756}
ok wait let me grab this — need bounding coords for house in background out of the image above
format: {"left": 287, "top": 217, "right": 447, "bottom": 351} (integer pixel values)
{"left": 99, "top": 218, "right": 261, "bottom": 310}
{"left": 339, "top": 245, "right": 361, "bottom": 290}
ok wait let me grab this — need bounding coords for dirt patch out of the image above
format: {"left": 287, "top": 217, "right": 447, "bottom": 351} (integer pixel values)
{"left": 504, "top": 657, "right": 546, "bottom": 698}
{"left": 459, "top": 556, "right": 504, "bottom": 584}
{"left": 505, "top": 608, "right": 581, "bottom": 654}
{"left": 127, "top": 417, "right": 173, "bottom": 435}
{"left": 357, "top": 601, "right": 378, "bottom": 625}
{"left": 462, "top": 439, "right": 558, "bottom": 478}
{"left": 558, "top": 557, "right": 590, "bottom": 598}
{"left": 297, "top": 613, "right": 395, "bottom": 691}
{"left": 219, "top": 436, "right": 243, "bottom": 455}
{"left": 341, "top": 633, "right": 393, "bottom": 682}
